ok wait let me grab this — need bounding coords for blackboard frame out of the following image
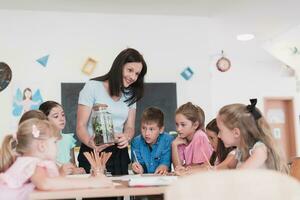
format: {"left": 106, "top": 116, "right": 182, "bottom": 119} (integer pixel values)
{"left": 61, "top": 82, "right": 177, "bottom": 136}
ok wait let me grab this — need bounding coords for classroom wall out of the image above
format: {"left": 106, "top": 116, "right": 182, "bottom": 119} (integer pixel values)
{"left": 0, "top": 9, "right": 299, "bottom": 154}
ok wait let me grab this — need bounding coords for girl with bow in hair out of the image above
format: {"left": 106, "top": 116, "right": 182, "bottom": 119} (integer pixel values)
{"left": 216, "top": 99, "right": 288, "bottom": 173}
{"left": 0, "top": 119, "right": 112, "bottom": 200}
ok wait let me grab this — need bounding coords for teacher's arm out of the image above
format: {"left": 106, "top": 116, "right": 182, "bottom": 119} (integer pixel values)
{"left": 76, "top": 104, "right": 93, "bottom": 147}
{"left": 116, "top": 108, "right": 136, "bottom": 149}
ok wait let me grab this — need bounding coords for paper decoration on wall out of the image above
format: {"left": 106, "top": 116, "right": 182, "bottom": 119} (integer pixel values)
{"left": 82, "top": 57, "right": 97, "bottom": 75}
{"left": 0, "top": 62, "right": 12, "bottom": 92}
{"left": 290, "top": 47, "right": 299, "bottom": 55}
{"left": 272, "top": 128, "right": 281, "bottom": 139}
{"left": 36, "top": 55, "right": 49, "bottom": 67}
{"left": 12, "top": 87, "right": 43, "bottom": 117}
{"left": 181, "top": 67, "right": 194, "bottom": 80}
{"left": 266, "top": 108, "right": 285, "bottom": 124}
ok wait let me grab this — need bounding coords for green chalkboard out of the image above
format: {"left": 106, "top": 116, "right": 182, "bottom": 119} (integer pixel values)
{"left": 61, "top": 82, "right": 177, "bottom": 136}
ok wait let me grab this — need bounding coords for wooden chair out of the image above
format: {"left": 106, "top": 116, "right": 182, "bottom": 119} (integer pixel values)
{"left": 165, "top": 170, "right": 300, "bottom": 200}
{"left": 290, "top": 157, "right": 300, "bottom": 181}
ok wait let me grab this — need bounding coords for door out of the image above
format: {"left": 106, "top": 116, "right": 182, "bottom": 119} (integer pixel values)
{"left": 264, "top": 98, "right": 296, "bottom": 161}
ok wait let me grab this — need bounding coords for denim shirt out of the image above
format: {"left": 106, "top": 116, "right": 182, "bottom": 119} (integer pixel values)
{"left": 131, "top": 132, "right": 174, "bottom": 173}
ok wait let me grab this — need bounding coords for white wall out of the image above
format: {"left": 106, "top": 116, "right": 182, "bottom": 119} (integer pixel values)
{"left": 0, "top": 10, "right": 299, "bottom": 154}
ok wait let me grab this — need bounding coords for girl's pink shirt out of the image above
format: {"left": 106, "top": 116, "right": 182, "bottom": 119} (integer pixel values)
{"left": 0, "top": 156, "right": 59, "bottom": 200}
{"left": 178, "top": 129, "right": 213, "bottom": 166}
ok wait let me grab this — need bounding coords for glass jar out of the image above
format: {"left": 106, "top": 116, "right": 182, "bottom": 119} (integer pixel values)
{"left": 91, "top": 105, "right": 115, "bottom": 145}
{"left": 90, "top": 167, "right": 106, "bottom": 177}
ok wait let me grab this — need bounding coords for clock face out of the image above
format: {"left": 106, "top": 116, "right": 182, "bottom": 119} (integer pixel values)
{"left": 216, "top": 57, "right": 231, "bottom": 72}
{"left": 0, "top": 62, "right": 12, "bottom": 92}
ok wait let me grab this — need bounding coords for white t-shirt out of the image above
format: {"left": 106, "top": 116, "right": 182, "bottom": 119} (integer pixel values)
{"left": 235, "top": 141, "right": 268, "bottom": 169}
{"left": 78, "top": 80, "right": 136, "bottom": 135}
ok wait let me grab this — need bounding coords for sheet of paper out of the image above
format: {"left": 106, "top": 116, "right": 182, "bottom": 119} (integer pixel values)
{"left": 128, "top": 175, "right": 178, "bottom": 187}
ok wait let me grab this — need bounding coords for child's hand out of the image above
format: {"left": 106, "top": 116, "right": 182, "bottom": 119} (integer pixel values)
{"left": 172, "top": 136, "right": 188, "bottom": 146}
{"left": 155, "top": 165, "right": 168, "bottom": 175}
{"left": 59, "top": 163, "right": 76, "bottom": 176}
{"left": 132, "top": 162, "right": 144, "bottom": 174}
{"left": 174, "top": 165, "right": 191, "bottom": 176}
{"left": 72, "top": 167, "right": 86, "bottom": 174}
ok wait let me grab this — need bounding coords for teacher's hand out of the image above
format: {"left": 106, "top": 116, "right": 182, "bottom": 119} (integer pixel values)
{"left": 88, "top": 135, "right": 113, "bottom": 152}
{"left": 114, "top": 134, "right": 129, "bottom": 149}
{"left": 95, "top": 143, "right": 114, "bottom": 153}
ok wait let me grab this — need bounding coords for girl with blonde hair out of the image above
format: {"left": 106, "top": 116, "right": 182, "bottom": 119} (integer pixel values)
{"left": 217, "top": 99, "right": 288, "bottom": 172}
{"left": 0, "top": 119, "right": 112, "bottom": 200}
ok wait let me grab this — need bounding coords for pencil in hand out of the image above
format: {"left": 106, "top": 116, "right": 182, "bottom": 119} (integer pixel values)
{"left": 132, "top": 150, "right": 140, "bottom": 165}
{"left": 200, "top": 148, "right": 213, "bottom": 170}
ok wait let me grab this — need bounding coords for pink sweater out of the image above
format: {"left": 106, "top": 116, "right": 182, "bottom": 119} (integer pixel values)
{"left": 178, "top": 130, "right": 213, "bottom": 165}
{"left": 0, "top": 156, "right": 59, "bottom": 200}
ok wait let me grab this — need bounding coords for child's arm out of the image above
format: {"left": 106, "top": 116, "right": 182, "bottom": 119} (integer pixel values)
{"left": 131, "top": 137, "right": 144, "bottom": 174}
{"left": 215, "top": 152, "right": 237, "bottom": 170}
{"left": 238, "top": 145, "right": 268, "bottom": 169}
{"left": 70, "top": 147, "right": 76, "bottom": 165}
{"left": 31, "top": 166, "right": 112, "bottom": 190}
{"left": 155, "top": 136, "right": 173, "bottom": 175}
{"left": 171, "top": 137, "right": 186, "bottom": 169}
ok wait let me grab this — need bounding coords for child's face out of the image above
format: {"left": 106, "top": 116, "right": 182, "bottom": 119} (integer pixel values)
{"left": 216, "top": 115, "right": 238, "bottom": 148}
{"left": 206, "top": 130, "right": 218, "bottom": 151}
{"left": 48, "top": 106, "right": 66, "bottom": 131}
{"left": 141, "top": 121, "right": 163, "bottom": 146}
{"left": 175, "top": 114, "right": 198, "bottom": 140}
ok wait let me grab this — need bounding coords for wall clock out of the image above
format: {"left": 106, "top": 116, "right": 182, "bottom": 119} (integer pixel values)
{"left": 0, "top": 62, "right": 12, "bottom": 92}
{"left": 216, "top": 51, "right": 231, "bottom": 72}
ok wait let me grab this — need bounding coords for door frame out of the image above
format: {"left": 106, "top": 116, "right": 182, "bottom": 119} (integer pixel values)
{"left": 264, "top": 97, "right": 297, "bottom": 160}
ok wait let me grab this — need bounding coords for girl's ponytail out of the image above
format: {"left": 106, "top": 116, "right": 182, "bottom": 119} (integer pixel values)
{"left": 0, "top": 135, "right": 17, "bottom": 173}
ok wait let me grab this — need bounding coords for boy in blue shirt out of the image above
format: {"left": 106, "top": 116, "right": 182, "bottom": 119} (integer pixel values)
{"left": 131, "top": 107, "right": 173, "bottom": 174}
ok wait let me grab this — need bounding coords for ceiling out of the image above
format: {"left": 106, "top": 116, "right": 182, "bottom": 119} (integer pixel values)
{"left": 1, "top": 0, "right": 300, "bottom": 42}
{"left": 1, "top": 0, "right": 300, "bottom": 70}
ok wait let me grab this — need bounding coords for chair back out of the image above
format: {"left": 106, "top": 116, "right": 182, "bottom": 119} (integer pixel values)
{"left": 165, "top": 170, "right": 300, "bottom": 200}
{"left": 290, "top": 157, "right": 300, "bottom": 181}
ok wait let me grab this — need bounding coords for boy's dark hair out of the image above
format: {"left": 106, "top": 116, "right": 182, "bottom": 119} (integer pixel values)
{"left": 141, "top": 107, "right": 164, "bottom": 128}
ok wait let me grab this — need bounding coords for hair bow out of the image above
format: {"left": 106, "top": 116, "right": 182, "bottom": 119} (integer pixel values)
{"left": 246, "top": 99, "right": 262, "bottom": 120}
{"left": 32, "top": 124, "right": 40, "bottom": 138}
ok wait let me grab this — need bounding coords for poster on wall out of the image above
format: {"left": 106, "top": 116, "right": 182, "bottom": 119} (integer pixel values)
{"left": 12, "top": 84, "right": 44, "bottom": 118}
{"left": 266, "top": 108, "right": 285, "bottom": 124}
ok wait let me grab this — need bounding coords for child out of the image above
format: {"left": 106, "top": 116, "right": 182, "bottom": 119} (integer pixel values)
{"left": 39, "top": 101, "right": 85, "bottom": 174}
{"left": 131, "top": 107, "right": 173, "bottom": 175}
{"left": 19, "top": 109, "right": 84, "bottom": 175}
{"left": 217, "top": 99, "right": 288, "bottom": 172}
{"left": 172, "top": 102, "right": 213, "bottom": 171}
{"left": 206, "top": 118, "right": 236, "bottom": 169}
{"left": 19, "top": 110, "right": 48, "bottom": 124}
{"left": 0, "top": 119, "right": 112, "bottom": 200}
